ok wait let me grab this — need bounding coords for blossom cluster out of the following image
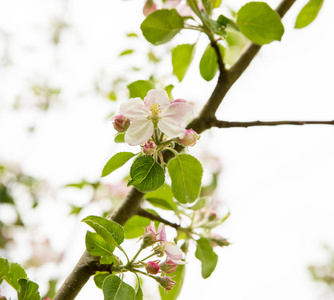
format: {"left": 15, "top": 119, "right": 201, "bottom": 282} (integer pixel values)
{"left": 112, "top": 89, "right": 199, "bottom": 153}
{"left": 142, "top": 221, "right": 185, "bottom": 292}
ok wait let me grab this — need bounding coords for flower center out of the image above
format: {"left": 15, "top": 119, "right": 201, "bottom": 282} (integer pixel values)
{"left": 150, "top": 103, "right": 162, "bottom": 115}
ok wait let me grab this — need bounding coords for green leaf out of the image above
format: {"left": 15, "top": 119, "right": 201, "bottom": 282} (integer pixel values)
{"left": 114, "top": 132, "right": 125, "bottom": 143}
{"left": 164, "top": 84, "right": 174, "bottom": 99}
{"left": 0, "top": 184, "right": 14, "bottom": 204}
{"left": 85, "top": 231, "right": 115, "bottom": 257}
{"left": 195, "top": 237, "right": 218, "bottom": 279}
{"left": 128, "top": 156, "right": 165, "bottom": 193}
{"left": 199, "top": 45, "right": 218, "bottom": 81}
{"left": 167, "top": 154, "right": 203, "bottom": 204}
{"left": 237, "top": 2, "right": 284, "bottom": 45}
{"left": 119, "top": 49, "right": 134, "bottom": 56}
{"left": 295, "top": 0, "right": 324, "bottom": 29}
{"left": 172, "top": 44, "right": 195, "bottom": 82}
{"left": 102, "top": 152, "right": 136, "bottom": 177}
{"left": 217, "top": 15, "right": 240, "bottom": 31}
{"left": 159, "top": 265, "right": 186, "bottom": 300}
{"left": 0, "top": 257, "right": 10, "bottom": 278}
{"left": 127, "top": 80, "right": 155, "bottom": 99}
{"left": 100, "top": 255, "right": 120, "bottom": 265}
{"left": 18, "top": 278, "right": 40, "bottom": 300}
{"left": 5, "top": 262, "right": 28, "bottom": 291}
{"left": 145, "top": 184, "right": 177, "bottom": 211}
{"left": 135, "top": 286, "right": 143, "bottom": 300}
{"left": 82, "top": 216, "right": 125, "bottom": 246}
{"left": 140, "top": 9, "right": 184, "bottom": 45}
{"left": 94, "top": 272, "right": 110, "bottom": 289}
{"left": 102, "top": 275, "right": 135, "bottom": 300}
{"left": 123, "top": 215, "right": 151, "bottom": 239}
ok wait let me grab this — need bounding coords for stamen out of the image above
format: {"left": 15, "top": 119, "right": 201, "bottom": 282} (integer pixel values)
{"left": 150, "top": 103, "right": 162, "bottom": 115}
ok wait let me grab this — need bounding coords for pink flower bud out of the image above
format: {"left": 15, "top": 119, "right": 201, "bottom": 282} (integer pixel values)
{"left": 171, "top": 98, "right": 186, "bottom": 103}
{"left": 112, "top": 114, "right": 130, "bottom": 132}
{"left": 143, "top": 0, "right": 157, "bottom": 16}
{"left": 142, "top": 140, "right": 156, "bottom": 155}
{"left": 159, "top": 259, "right": 178, "bottom": 273}
{"left": 152, "top": 275, "right": 177, "bottom": 292}
{"left": 177, "top": 129, "right": 199, "bottom": 147}
{"left": 146, "top": 261, "right": 160, "bottom": 274}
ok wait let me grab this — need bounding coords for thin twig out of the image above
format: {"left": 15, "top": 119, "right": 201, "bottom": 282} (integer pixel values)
{"left": 137, "top": 208, "right": 180, "bottom": 229}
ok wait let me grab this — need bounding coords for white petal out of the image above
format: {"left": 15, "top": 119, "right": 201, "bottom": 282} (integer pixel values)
{"left": 162, "top": 102, "right": 193, "bottom": 124}
{"left": 164, "top": 243, "right": 184, "bottom": 262}
{"left": 124, "top": 119, "right": 154, "bottom": 146}
{"left": 120, "top": 98, "right": 150, "bottom": 120}
{"left": 158, "top": 118, "right": 186, "bottom": 139}
{"left": 144, "top": 89, "right": 171, "bottom": 111}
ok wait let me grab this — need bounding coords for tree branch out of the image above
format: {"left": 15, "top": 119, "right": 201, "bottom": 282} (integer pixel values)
{"left": 212, "top": 120, "right": 334, "bottom": 128}
{"left": 137, "top": 208, "right": 180, "bottom": 229}
{"left": 54, "top": 0, "right": 298, "bottom": 298}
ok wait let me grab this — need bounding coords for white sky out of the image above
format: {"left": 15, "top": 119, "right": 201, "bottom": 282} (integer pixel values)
{"left": 1, "top": 0, "right": 334, "bottom": 299}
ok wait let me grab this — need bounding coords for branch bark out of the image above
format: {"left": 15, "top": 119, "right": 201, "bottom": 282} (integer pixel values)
{"left": 54, "top": 0, "right": 298, "bottom": 298}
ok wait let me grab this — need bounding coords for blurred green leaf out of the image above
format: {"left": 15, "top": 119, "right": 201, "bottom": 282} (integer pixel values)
{"left": 0, "top": 184, "right": 14, "bottom": 204}
{"left": 145, "top": 184, "right": 177, "bottom": 211}
{"left": 102, "top": 152, "right": 136, "bottom": 177}
{"left": 4, "top": 262, "right": 28, "bottom": 291}
{"left": 135, "top": 286, "right": 143, "bottom": 300}
{"left": 168, "top": 154, "right": 203, "bottom": 204}
{"left": 127, "top": 80, "right": 155, "bottom": 99}
{"left": 141, "top": 9, "right": 184, "bottom": 45}
{"left": 188, "top": 197, "right": 210, "bottom": 211}
{"left": 199, "top": 44, "right": 218, "bottom": 81}
{"left": 114, "top": 132, "right": 125, "bottom": 143}
{"left": 119, "top": 49, "right": 134, "bottom": 56}
{"left": 123, "top": 215, "right": 150, "bottom": 239}
{"left": 237, "top": 2, "right": 284, "bottom": 45}
{"left": 195, "top": 237, "right": 218, "bottom": 278}
{"left": 295, "top": 0, "right": 324, "bottom": 29}
{"left": 172, "top": 44, "right": 195, "bottom": 82}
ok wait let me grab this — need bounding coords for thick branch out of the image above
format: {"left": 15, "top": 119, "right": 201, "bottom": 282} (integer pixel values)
{"left": 137, "top": 208, "right": 180, "bottom": 229}
{"left": 212, "top": 120, "right": 334, "bottom": 128}
{"left": 189, "top": 0, "right": 297, "bottom": 132}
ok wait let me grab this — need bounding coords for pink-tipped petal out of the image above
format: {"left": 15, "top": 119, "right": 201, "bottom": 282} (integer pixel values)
{"left": 157, "top": 223, "right": 167, "bottom": 244}
{"left": 162, "top": 101, "right": 193, "bottom": 124}
{"left": 144, "top": 89, "right": 171, "bottom": 111}
{"left": 164, "top": 243, "right": 184, "bottom": 262}
{"left": 125, "top": 119, "right": 154, "bottom": 146}
{"left": 120, "top": 98, "right": 150, "bottom": 120}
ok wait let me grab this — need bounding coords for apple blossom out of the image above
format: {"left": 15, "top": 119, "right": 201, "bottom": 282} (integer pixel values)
{"left": 146, "top": 261, "right": 160, "bottom": 274}
{"left": 112, "top": 114, "right": 130, "bottom": 132}
{"left": 152, "top": 275, "right": 177, "bottom": 292}
{"left": 119, "top": 89, "right": 193, "bottom": 146}
{"left": 142, "top": 140, "right": 156, "bottom": 155}
{"left": 143, "top": 0, "right": 157, "bottom": 16}
{"left": 159, "top": 259, "right": 178, "bottom": 273}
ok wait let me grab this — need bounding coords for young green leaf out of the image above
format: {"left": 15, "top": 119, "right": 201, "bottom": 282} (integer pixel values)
{"left": 101, "top": 152, "right": 136, "bottom": 177}
{"left": 167, "top": 154, "right": 203, "bottom": 204}
{"left": 94, "top": 272, "right": 110, "bottom": 289}
{"left": 127, "top": 80, "right": 155, "bottom": 99}
{"left": 119, "top": 49, "right": 134, "bottom": 56}
{"left": 172, "top": 44, "right": 195, "bottom": 82}
{"left": 195, "top": 237, "right": 218, "bottom": 279}
{"left": 295, "top": 0, "right": 324, "bottom": 29}
{"left": 135, "top": 286, "right": 143, "bottom": 300}
{"left": 140, "top": 9, "right": 184, "bottom": 45}
{"left": 82, "top": 215, "right": 125, "bottom": 246}
{"left": 128, "top": 156, "right": 165, "bottom": 193}
{"left": 145, "top": 184, "right": 177, "bottom": 211}
{"left": 85, "top": 231, "right": 115, "bottom": 257}
{"left": 102, "top": 275, "right": 135, "bottom": 300}
{"left": 188, "top": 197, "right": 210, "bottom": 211}
{"left": 159, "top": 265, "right": 186, "bottom": 300}
{"left": 18, "top": 278, "right": 40, "bottom": 300}
{"left": 114, "top": 132, "right": 125, "bottom": 143}
{"left": 123, "top": 215, "right": 151, "bottom": 239}
{"left": 199, "top": 45, "right": 218, "bottom": 81}
{"left": 237, "top": 2, "right": 284, "bottom": 45}
{"left": 0, "top": 257, "right": 10, "bottom": 278}
{"left": 101, "top": 152, "right": 135, "bottom": 177}
{"left": 4, "top": 262, "right": 28, "bottom": 291}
